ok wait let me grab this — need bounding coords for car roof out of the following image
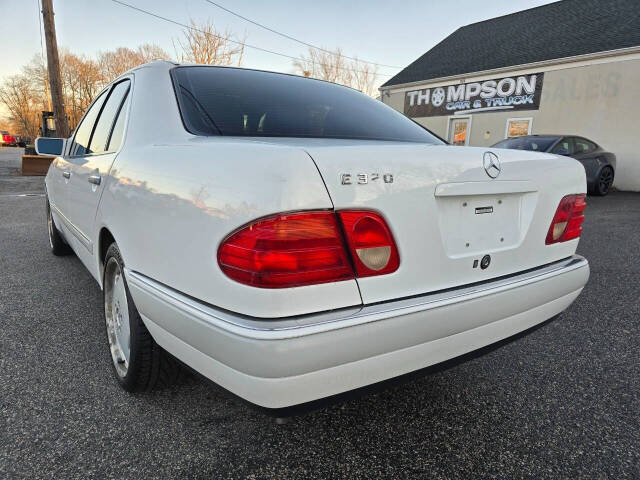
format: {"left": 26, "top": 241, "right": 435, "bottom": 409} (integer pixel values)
{"left": 498, "top": 135, "right": 560, "bottom": 141}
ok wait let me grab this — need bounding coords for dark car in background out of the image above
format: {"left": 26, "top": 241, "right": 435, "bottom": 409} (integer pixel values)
{"left": 492, "top": 135, "right": 616, "bottom": 196}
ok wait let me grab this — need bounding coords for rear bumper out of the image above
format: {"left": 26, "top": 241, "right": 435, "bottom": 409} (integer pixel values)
{"left": 126, "top": 255, "right": 589, "bottom": 408}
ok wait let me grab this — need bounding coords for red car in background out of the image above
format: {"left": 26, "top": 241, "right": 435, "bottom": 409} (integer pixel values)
{"left": 1, "top": 131, "right": 29, "bottom": 147}
{"left": 1, "top": 131, "right": 18, "bottom": 147}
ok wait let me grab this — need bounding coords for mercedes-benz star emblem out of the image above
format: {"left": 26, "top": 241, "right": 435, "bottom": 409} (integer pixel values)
{"left": 483, "top": 151, "right": 501, "bottom": 179}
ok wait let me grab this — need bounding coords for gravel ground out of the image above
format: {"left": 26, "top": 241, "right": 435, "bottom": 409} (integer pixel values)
{"left": 1, "top": 176, "right": 638, "bottom": 479}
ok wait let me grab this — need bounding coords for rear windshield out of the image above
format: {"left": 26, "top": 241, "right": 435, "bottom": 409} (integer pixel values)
{"left": 493, "top": 137, "right": 556, "bottom": 151}
{"left": 171, "top": 66, "right": 442, "bottom": 143}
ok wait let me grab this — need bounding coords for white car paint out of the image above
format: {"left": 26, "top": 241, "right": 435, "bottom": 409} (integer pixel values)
{"left": 44, "top": 61, "right": 589, "bottom": 408}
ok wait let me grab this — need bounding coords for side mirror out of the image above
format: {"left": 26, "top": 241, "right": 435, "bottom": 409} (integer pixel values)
{"left": 554, "top": 148, "right": 569, "bottom": 156}
{"left": 35, "top": 137, "right": 66, "bottom": 156}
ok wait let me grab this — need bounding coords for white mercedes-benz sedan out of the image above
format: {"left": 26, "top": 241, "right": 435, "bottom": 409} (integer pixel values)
{"left": 37, "top": 61, "right": 589, "bottom": 409}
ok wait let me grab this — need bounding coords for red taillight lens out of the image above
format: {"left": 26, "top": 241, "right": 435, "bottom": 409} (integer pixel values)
{"left": 217, "top": 211, "right": 354, "bottom": 288}
{"left": 218, "top": 210, "right": 400, "bottom": 288}
{"left": 338, "top": 210, "right": 400, "bottom": 277}
{"left": 546, "top": 194, "right": 586, "bottom": 244}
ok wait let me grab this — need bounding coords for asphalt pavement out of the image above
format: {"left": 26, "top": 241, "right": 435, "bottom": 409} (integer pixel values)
{"left": 1, "top": 176, "right": 638, "bottom": 479}
{"left": 0, "top": 147, "right": 23, "bottom": 176}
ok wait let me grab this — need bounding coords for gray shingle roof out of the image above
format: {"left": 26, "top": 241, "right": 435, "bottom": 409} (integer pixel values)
{"left": 383, "top": 0, "right": 640, "bottom": 87}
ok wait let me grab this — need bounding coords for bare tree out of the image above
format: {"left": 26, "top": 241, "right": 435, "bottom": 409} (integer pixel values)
{"left": 23, "top": 55, "right": 51, "bottom": 112}
{"left": 61, "top": 52, "right": 103, "bottom": 128}
{"left": 98, "top": 44, "right": 170, "bottom": 83}
{"left": 0, "top": 118, "right": 12, "bottom": 131}
{"left": 349, "top": 59, "right": 379, "bottom": 97}
{"left": 0, "top": 73, "right": 41, "bottom": 139}
{"left": 174, "top": 19, "right": 245, "bottom": 66}
{"left": 292, "top": 47, "right": 379, "bottom": 96}
{"left": 0, "top": 30, "right": 245, "bottom": 138}
{"left": 293, "top": 47, "right": 348, "bottom": 84}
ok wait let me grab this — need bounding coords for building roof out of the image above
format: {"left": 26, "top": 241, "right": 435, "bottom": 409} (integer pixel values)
{"left": 382, "top": 0, "right": 640, "bottom": 88}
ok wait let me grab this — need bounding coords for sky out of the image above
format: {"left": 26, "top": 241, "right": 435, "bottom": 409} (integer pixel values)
{"left": 0, "top": 0, "right": 556, "bottom": 115}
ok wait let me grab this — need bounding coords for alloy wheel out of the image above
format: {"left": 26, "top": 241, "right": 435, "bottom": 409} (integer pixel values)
{"left": 104, "top": 257, "right": 131, "bottom": 377}
{"left": 599, "top": 168, "right": 613, "bottom": 195}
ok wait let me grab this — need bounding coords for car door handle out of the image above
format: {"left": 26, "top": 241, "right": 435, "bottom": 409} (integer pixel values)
{"left": 62, "top": 171, "right": 71, "bottom": 179}
{"left": 88, "top": 174, "right": 102, "bottom": 185}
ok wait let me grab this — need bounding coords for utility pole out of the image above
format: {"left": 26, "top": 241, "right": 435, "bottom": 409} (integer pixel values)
{"left": 41, "top": 0, "right": 68, "bottom": 138}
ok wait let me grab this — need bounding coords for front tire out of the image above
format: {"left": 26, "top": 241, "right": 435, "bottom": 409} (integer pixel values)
{"left": 46, "top": 197, "right": 72, "bottom": 256}
{"left": 594, "top": 166, "right": 614, "bottom": 196}
{"left": 103, "top": 242, "right": 181, "bottom": 391}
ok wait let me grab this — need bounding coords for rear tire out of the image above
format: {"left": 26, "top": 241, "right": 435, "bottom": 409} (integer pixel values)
{"left": 46, "top": 196, "right": 72, "bottom": 256}
{"left": 103, "top": 242, "right": 182, "bottom": 391}
{"left": 594, "top": 166, "right": 614, "bottom": 196}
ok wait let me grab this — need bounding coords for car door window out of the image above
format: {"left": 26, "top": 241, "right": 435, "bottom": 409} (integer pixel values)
{"left": 88, "top": 80, "right": 131, "bottom": 154}
{"left": 105, "top": 87, "right": 131, "bottom": 152}
{"left": 69, "top": 90, "right": 108, "bottom": 156}
{"left": 551, "top": 137, "right": 574, "bottom": 155}
{"left": 574, "top": 137, "right": 596, "bottom": 155}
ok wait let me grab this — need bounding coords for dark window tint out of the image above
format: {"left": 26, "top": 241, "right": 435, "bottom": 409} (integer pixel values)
{"left": 107, "top": 91, "right": 130, "bottom": 152}
{"left": 171, "top": 66, "right": 442, "bottom": 143}
{"left": 70, "top": 90, "right": 108, "bottom": 156}
{"left": 551, "top": 138, "right": 574, "bottom": 155}
{"left": 573, "top": 137, "right": 597, "bottom": 154}
{"left": 493, "top": 136, "right": 556, "bottom": 151}
{"left": 88, "top": 80, "right": 130, "bottom": 154}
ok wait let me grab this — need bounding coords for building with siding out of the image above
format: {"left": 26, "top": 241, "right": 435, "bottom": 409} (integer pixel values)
{"left": 380, "top": 0, "right": 640, "bottom": 191}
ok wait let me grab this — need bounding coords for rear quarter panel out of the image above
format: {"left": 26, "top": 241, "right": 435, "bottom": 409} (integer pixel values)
{"left": 98, "top": 139, "right": 362, "bottom": 317}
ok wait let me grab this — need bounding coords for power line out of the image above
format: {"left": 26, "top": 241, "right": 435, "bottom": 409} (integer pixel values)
{"left": 36, "top": 0, "right": 52, "bottom": 111}
{"left": 201, "top": 0, "right": 401, "bottom": 69}
{"left": 36, "top": 0, "right": 45, "bottom": 61}
{"left": 109, "top": 0, "right": 394, "bottom": 77}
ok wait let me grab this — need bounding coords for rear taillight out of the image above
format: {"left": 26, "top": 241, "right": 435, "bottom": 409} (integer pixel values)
{"left": 218, "top": 211, "right": 354, "bottom": 288}
{"left": 218, "top": 210, "right": 399, "bottom": 288}
{"left": 338, "top": 211, "right": 400, "bottom": 277}
{"left": 546, "top": 194, "right": 586, "bottom": 244}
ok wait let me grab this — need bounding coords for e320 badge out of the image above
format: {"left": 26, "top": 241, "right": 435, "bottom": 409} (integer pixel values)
{"left": 341, "top": 173, "right": 394, "bottom": 185}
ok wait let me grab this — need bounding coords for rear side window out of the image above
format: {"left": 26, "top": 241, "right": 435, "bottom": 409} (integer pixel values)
{"left": 70, "top": 91, "right": 108, "bottom": 156}
{"left": 88, "top": 80, "right": 131, "bottom": 154}
{"left": 106, "top": 91, "right": 131, "bottom": 152}
{"left": 493, "top": 137, "right": 555, "bottom": 151}
{"left": 573, "top": 137, "right": 597, "bottom": 154}
{"left": 551, "top": 138, "right": 574, "bottom": 155}
{"left": 171, "top": 66, "right": 442, "bottom": 144}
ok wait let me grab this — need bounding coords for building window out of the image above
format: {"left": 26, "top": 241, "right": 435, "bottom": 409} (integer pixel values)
{"left": 447, "top": 116, "right": 472, "bottom": 146}
{"left": 505, "top": 117, "right": 533, "bottom": 138}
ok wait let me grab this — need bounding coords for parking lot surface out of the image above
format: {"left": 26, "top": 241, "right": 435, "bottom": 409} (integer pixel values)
{"left": 1, "top": 176, "right": 639, "bottom": 479}
{"left": 0, "top": 147, "right": 24, "bottom": 176}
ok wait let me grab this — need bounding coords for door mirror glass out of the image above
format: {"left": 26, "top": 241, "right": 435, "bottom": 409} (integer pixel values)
{"left": 35, "top": 137, "right": 66, "bottom": 156}
{"left": 554, "top": 148, "right": 569, "bottom": 155}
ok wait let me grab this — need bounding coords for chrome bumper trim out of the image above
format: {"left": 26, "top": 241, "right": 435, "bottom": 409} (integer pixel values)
{"left": 125, "top": 255, "right": 588, "bottom": 340}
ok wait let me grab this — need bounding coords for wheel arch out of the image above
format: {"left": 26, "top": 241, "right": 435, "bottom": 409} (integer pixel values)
{"left": 98, "top": 227, "right": 116, "bottom": 286}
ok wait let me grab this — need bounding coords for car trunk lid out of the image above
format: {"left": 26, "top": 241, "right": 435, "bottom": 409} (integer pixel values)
{"left": 245, "top": 139, "right": 586, "bottom": 304}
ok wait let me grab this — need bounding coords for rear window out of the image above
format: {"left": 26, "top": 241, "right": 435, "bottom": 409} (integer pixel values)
{"left": 493, "top": 137, "right": 556, "bottom": 152}
{"left": 171, "top": 66, "right": 442, "bottom": 144}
